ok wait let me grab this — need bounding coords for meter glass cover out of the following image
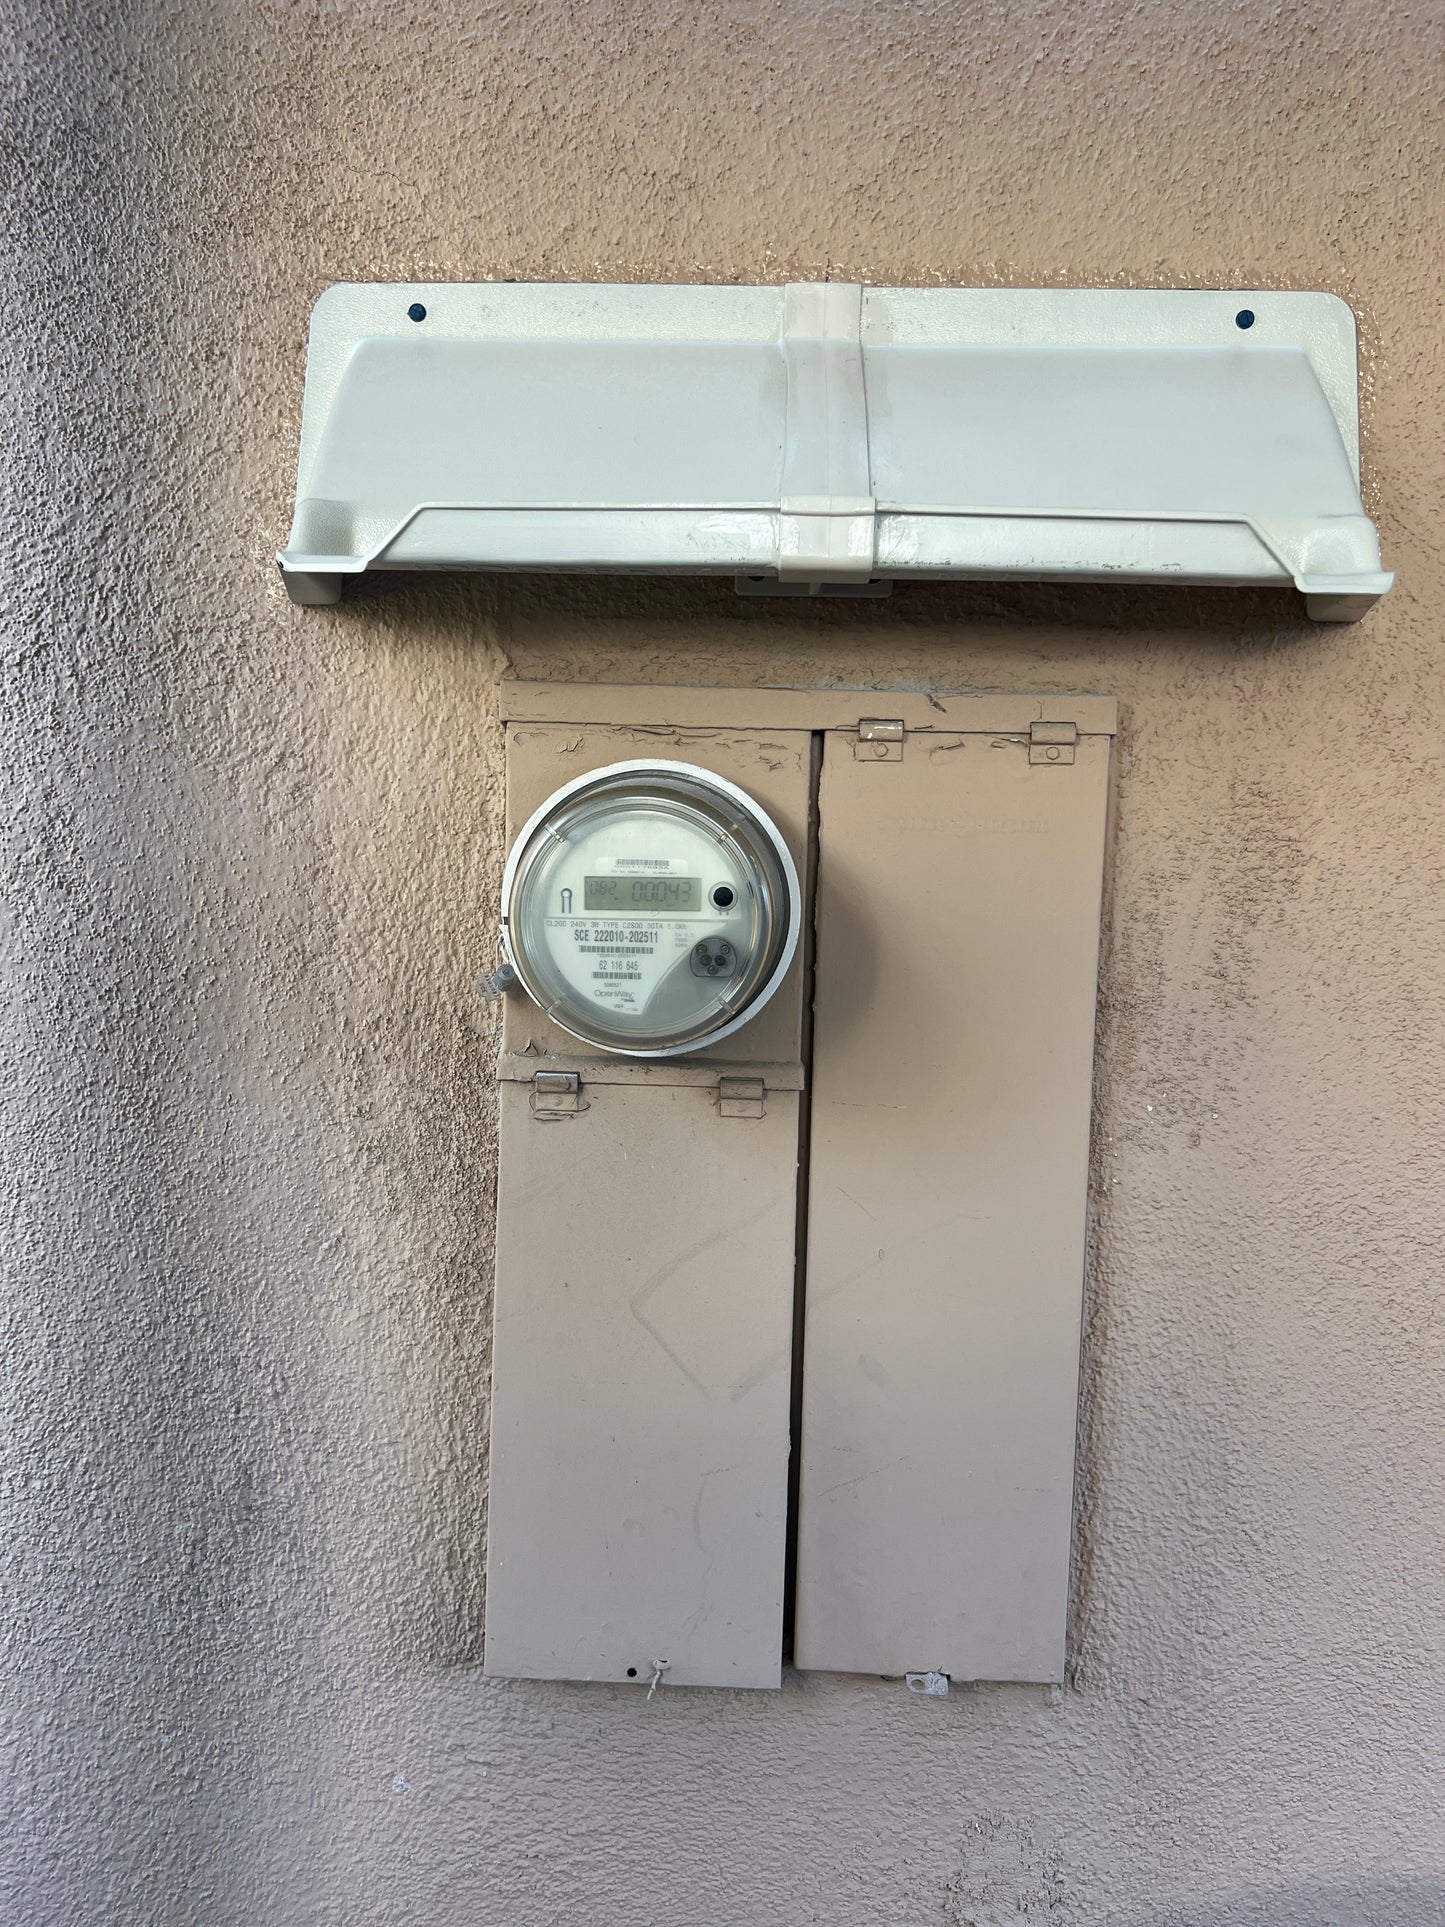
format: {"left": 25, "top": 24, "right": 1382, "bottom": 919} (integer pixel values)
{"left": 503, "top": 763, "right": 798, "bottom": 1056}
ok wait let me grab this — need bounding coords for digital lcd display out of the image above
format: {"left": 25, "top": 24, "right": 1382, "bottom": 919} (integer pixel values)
{"left": 584, "top": 874, "right": 703, "bottom": 913}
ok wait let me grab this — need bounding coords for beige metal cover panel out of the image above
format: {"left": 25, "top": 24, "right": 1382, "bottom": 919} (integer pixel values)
{"left": 487, "top": 1086, "right": 805, "bottom": 1688}
{"left": 795, "top": 719, "right": 1114, "bottom": 1682}
{"left": 485, "top": 1081, "right": 799, "bottom": 1687}
{"left": 485, "top": 709, "right": 813, "bottom": 1689}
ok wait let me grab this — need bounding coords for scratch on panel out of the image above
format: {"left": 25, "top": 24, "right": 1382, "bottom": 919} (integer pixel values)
{"left": 728, "top": 1344, "right": 788, "bottom": 1402}
{"left": 629, "top": 1201, "right": 781, "bottom": 1395}
{"left": 800, "top": 1247, "right": 890, "bottom": 1314}
{"left": 752, "top": 739, "right": 794, "bottom": 773}
{"left": 815, "top": 1457, "right": 905, "bottom": 1501}
{"left": 691, "top": 1465, "right": 739, "bottom": 1551}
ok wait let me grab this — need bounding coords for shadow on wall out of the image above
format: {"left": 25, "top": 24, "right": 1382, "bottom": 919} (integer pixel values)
{"left": 502, "top": 572, "right": 1328, "bottom": 645}
{"left": 940, "top": 1810, "right": 1443, "bottom": 1927}
{"left": 1110, "top": 1883, "right": 1445, "bottom": 1927}
{"left": 333, "top": 566, "right": 1330, "bottom": 652}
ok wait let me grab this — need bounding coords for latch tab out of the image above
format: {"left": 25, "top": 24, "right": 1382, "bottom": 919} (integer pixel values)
{"left": 1028, "top": 720, "right": 1078, "bottom": 766}
{"left": 854, "top": 718, "right": 905, "bottom": 763}
{"left": 530, "top": 1070, "right": 587, "bottom": 1119}
{"left": 717, "top": 1076, "right": 767, "bottom": 1119}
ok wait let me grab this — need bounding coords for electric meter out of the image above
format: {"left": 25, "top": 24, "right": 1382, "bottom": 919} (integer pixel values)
{"left": 500, "top": 760, "right": 801, "bottom": 1056}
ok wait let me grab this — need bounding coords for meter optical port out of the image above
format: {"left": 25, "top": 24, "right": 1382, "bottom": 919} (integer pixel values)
{"left": 690, "top": 939, "right": 737, "bottom": 980}
{"left": 710, "top": 884, "right": 736, "bottom": 909}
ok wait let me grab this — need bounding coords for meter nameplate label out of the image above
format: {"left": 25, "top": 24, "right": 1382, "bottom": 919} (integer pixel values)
{"left": 544, "top": 915, "right": 698, "bottom": 1015}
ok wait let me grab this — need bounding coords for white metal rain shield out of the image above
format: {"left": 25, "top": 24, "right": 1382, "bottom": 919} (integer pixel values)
{"left": 280, "top": 283, "right": 1390, "bottom": 621}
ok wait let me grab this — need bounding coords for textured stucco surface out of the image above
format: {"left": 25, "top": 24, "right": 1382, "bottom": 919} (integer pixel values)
{"left": 5, "top": 2, "right": 1445, "bottom": 1922}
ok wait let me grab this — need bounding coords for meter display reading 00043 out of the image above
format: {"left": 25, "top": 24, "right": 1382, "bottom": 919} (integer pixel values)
{"left": 500, "top": 762, "right": 801, "bottom": 1056}
{"left": 583, "top": 874, "right": 702, "bottom": 914}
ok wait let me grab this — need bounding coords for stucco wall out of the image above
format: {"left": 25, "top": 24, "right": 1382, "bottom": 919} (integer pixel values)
{"left": 6, "top": 3, "right": 1444, "bottom": 1922}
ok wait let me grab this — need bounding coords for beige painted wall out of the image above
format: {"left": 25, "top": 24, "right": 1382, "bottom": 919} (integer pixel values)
{"left": 6, "top": 2, "right": 1444, "bottom": 1922}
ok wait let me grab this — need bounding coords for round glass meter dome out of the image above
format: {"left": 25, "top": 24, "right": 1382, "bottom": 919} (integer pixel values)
{"left": 501, "top": 760, "right": 801, "bottom": 1056}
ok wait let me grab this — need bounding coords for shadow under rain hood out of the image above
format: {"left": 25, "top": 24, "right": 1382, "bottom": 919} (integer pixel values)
{"left": 279, "top": 282, "right": 1392, "bottom": 623}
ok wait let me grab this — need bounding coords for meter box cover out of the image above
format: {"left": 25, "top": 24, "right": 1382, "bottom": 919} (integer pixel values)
{"left": 483, "top": 685, "right": 1116, "bottom": 1690}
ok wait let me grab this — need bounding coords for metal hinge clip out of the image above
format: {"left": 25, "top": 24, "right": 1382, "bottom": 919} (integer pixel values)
{"left": 530, "top": 1070, "right": 588, "bottom": 1119}
{"left": 717, "top": 1076, "right": 766, "bottom": 1119}
{"left": 854, "top": 718, "right": 905, "bottom": 762}
{"left": 1029, "top": 720, "right": 1078, "bottom": 765}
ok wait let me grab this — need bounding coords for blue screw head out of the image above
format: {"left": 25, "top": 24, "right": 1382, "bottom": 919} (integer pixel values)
{"left": 1235, "top": 308, "right": 1255, "bottom": 330}
{"left": 407, "top": 302, "right": 427, "bottom": 323}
